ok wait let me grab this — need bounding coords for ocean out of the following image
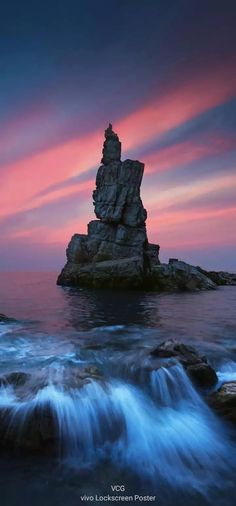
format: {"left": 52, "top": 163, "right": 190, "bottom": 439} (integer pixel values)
{"left": 0, "top": 272, "right": 236, "bottom": 506}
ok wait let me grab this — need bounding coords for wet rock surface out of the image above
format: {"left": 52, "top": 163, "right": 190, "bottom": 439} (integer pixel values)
{"left": 151, "top": 261, "right": 216, "bottom": 291}
{"left": 150, "top": 339, "right": 217, "bottom": 388}
{"left": 0, "top": 367, "right": 104, "bottom": 453}
{"left": 0, "top": 371, "right": 31, "bottom": 387}
{"left": 208, "top": 382, "right": 236, "bottom": 424}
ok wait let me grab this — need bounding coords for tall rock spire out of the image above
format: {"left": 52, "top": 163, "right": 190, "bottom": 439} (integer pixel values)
{"left": 94, "top": 124, "right": 147, "bottom": 227}
{"left": 57, "top": 125, "right": 160, "bottom": 289}
{"left": 57, "top": 124, "right": 219, "bottom": 292}
{"left": 101, "top": 123, "right": 121, "bottom": 165}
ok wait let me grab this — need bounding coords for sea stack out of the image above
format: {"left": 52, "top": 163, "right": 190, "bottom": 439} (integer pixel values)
{"left": 57, "top": 125, "right": 218, "bottom": 291}
{"left": 57, "top": 124, "right": 160, "bottom": 289}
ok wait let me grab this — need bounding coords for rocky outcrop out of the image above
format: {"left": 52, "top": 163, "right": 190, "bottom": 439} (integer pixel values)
{"left": 208, "top": 382, "right": 236, "bottom": 424}
{"left": 0, "top": 367, "right": 103, "bottom": 454}
{"left": 151, "top": 260, "right": 216, "bottom": 291}
{"left": 57, "top": 124, "right": 160, "bottom": 289}
{"left": 57, "top": 125, "right": 220, "bottom": 291}
{"left": 150, "top": 339, "right": 217, "bottom": 388}
{"left": 0, "top": 371, "right": 30, "bottom": 387}
{"left": 196, "top": 267, "right": 236, "bottom": 286}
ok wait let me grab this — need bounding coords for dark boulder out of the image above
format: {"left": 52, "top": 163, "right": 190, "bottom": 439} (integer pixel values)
{"left": 151, "top": 261, "right": 216, "bottom": 291}
{"left": 208, "top": 382, "right": 236, "bottom": 424}
{"left": 150, "top": 339, "right": 217, "bottom": 388}
{"left": 0, "top": 371, "right": 31, "bottom": 387}
{"left": 0, "top": 366, "right": 103, "bottom": 454}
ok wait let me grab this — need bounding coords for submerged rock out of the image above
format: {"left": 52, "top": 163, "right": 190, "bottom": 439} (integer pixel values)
{"left": 150, "top": 339, "right": 217, "bottom": 388}
{"left": 0, "top": 371, "right": 31, "bottom": 387}
{"left": 0, "top": 313, "right": 17, "bottom": 323}
{"left": 0, "top": 366, "right": 104, "bottom": 454}
{"left": 208, "top": 382, "right": 236, "bottom": 424}
{"left": 57, "top": 125, "right": 219, "bottom": 291}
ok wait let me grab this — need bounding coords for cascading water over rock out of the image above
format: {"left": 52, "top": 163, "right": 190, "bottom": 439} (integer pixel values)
{"left": 0, "top": 364, "right": 234, "bottom": 493}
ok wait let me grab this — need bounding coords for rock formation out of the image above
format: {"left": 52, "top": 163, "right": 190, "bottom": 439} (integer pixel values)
{"left": 0, "top": 367, "right": 104, "bottom": 454}
{"left": 150, "top": 339, "right": 217, "bottom": 388}
{"left": 57, "top": 124, "right": 160, "bottom": 289}
{"left": 208, "top": 382, "right": 236, "bottom": 424}
{"left": 57, "top": 125, "right": 232, "bottom": 291}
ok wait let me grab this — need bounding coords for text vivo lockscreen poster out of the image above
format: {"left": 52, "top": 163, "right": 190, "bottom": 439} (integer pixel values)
{"left": 0, "top": 1, "right": 236, "bottom": 505}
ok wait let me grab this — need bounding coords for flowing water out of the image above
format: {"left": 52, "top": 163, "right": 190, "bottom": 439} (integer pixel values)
{"left": 0, "top": 272, "right": 236, "bottom": 505}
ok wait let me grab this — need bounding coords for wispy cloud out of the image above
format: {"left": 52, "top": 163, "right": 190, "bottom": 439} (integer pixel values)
{"left": 1, "top": 60, "right": 236, "bottom": 270}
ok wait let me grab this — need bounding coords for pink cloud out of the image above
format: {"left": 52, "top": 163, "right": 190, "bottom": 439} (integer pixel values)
{"left": 117, "top": 62, "right": 236, "bottom": 154}
{"left": 147, "top": 206, "right": 236, "bottom": 249}
{"left": 1, "top": 59, "right": 236, "bottom": 259}
{"left": 145, "top": 135, "right": 236, "bottom": 174}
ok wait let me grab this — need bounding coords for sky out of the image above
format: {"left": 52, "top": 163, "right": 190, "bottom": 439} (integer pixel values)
{"left": 0, "top": 0, "right": 236, "bottom": 271}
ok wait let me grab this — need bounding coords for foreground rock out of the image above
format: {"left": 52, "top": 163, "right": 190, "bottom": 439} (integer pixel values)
{"left": 150, "top": 339, "right": 217, "bottom": 388}
{"left": 208, "top": 382, "right": 236, "bottom": 424}
{"left": 0, "top": 367, "right": 103, "bottom": 454}
{"left": 57, "top": 125, "right": 218, "bottom": 291}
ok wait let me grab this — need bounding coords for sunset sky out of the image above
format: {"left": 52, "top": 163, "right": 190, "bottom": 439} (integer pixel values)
{"left": 1, "top": 0, "right": 236, "bottom": 271}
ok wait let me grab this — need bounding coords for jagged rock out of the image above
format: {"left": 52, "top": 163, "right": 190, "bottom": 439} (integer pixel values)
{"left": 57, "top": 125, "right": 218, "bottom": 291}
{"left": 150, "top": 339, "right": 217, "bottom": 388}
{"left": 0, "top": 371, "right": 31, "bottom": 387}
{"left": 93, "top": 159, "right": 147, "bottom": 226}
{"left": 196, "top": 267, "right": 236, "bottom": 286}
{"left": 58, "top": 256, "right": 145, "bottom": 289}
{"left": 208, "top": 382, "right": 236, "bottom": 424}
{"left": 58, "top": 124, "right": 159, "bottom": 289}
{"left": 0, "top": 367, "right": 104, "bottom": 454}
{"left": 151, "top": 261, "right": 216, "bottom": 291}
{"left": 101, "top": 123, "right": 121, "bottom": 165}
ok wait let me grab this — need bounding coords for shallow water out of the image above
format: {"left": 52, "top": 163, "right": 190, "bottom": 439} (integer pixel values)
{"left": 0, "top": 272, "right": 236, "bottom": 505}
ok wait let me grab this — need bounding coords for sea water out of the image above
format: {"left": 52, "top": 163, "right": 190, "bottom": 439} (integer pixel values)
{"left": 0, "top": 272, "right": 236, "bottom": 506}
